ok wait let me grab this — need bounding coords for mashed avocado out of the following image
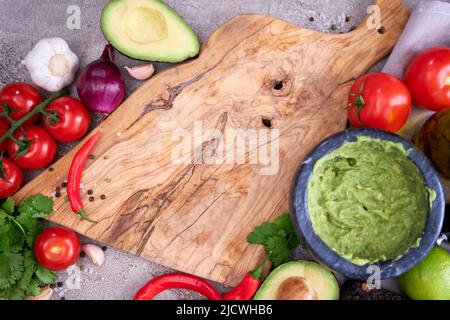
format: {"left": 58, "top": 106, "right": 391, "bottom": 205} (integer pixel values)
{"left": 307, "top": 136, "right": 431, "bottom": 265}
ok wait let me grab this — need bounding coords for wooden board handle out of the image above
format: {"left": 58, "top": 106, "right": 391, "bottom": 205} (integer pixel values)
{"left": 354, "top": 0, "right": 409, "bottom": 41}
{"left": 330, "top": 0, "right": 409, "bottom": 83}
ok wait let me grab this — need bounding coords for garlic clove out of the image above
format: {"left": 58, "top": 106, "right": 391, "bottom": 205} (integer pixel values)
{"left": 81, "top": 244, "right": 105, "bottom": 267}
{"left": 25, "top": 286, "right": 53, "bottom": 300}
{"left": 125, "top": 64, "right": 155, "bottom": 81}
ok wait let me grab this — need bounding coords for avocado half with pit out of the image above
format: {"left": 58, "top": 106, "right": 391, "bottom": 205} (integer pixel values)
{"left": 101, "top": 0, "right": 200, "bottom": 62}
{"left": 254, "top": 261, "right": 339, "bottom": 300}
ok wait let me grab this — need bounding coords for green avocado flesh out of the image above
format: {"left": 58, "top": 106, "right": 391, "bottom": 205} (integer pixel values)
{"left": 101, "top": 0, "right": 200, "bottom": 62}
{"left": 307, "top": 136, "right": 432, "bottom": 266}
{"left": 254, "top": 261, "right": 339, "bottom": 300}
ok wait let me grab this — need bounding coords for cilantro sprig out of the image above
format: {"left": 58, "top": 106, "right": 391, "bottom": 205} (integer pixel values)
{"left": 0, "top": 195, "right": 56, "bottom": 300}
{"left": 247, "top": 213, "right": 300, "bottom": 267}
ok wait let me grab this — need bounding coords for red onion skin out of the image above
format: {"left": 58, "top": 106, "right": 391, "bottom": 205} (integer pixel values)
{"left": 76, "top": 45, "right": 125, "bottom": 114}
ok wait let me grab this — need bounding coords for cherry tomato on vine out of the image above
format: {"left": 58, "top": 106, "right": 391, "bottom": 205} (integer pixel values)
{"left": 0, "top": 157, "right": 23, "bottom": 198}
{"left": 0, "top": 119, "right": 9, "bottom": 151}
{"left": 34, "top": 226, "right": 81, "bottom": 271}
{"left": 347, "top": 73, "right": 411, "bottom": 133}
{"left": 404, "top": 46, "right": 450, "bottom": 111}
{"left": 0, "top": 82, "right": 42, "bottom": 125}
{"left": 43, "top": 97, "right": 91, "bottom": 143}
{"left": 8, "top": 126, "right": 57, "bottom": 170}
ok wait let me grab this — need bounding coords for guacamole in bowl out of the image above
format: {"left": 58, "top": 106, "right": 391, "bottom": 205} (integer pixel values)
{"left": 292, "top": 129, "right": 445, "bottom": 280}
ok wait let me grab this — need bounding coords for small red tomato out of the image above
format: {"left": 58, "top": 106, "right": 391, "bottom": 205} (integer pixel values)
{"left": 0, "top": 157, "right": 23, "bottom": 198}
{"left": 347, "top": 73, "right": 411, "bottom": 133}
{"left": 34, "top": 226, "right": 81, "bottom": 271}
{"left": 0, "top": 82, "right": 42, "bottom": 125}
{"left": 43, "top": 97, "right": 91, "bottom": 142}
{"left": 8, "top": 126, "right": 57, "bottom": 170}
{"left": 0, "top": 119, "right": 10, "bottom": 151}
{"left": 404, "top": 46, "right": 450, "bottom": 111}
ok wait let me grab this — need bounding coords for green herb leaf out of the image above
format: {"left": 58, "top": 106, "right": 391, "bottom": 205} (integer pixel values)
{"left": 17, "top": 249, "right": 36, "bottom": 291}
{"left": 24, "top": 222, "right": 43, "bottom": 247}
{"left": 18, "top": 194, "right": 53, "bottom": 219}
{"left": 0, "top": 252, "right": 24, "bottom": 290}
{"left": 35, "top": 266, "right": 56, "bottom": 284}
{"left": 1, "top": 197, "right": 15, "bottom": 215}
{"left": 273, "top": 213, "right": 294, "bottom": 235}
{"left": 26, "top": 279, "right": 41, "bottom": 297}
{"left": 0, "top": 222, "right": 23, "bottom": 253}
{"left": 247, "top": 223, "right": 285, "bottom": 244}
{"left": 0, "top": 194, "right": 54, "bottom": 299}
{"left": 246, "top": 213, "right": 300, "bottom": 267}
{"left": 264, "top": 235, "right": 291, "bottom": 267}
{"left": 0, "top": 284, "right": 26, "bottom": 300}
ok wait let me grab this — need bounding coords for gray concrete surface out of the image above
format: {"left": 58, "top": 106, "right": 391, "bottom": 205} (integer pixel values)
{"left": 0, "top": 0, "right": 441, "bottom": 300}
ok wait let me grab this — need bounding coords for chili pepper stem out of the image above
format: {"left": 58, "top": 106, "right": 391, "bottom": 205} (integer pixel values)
{"left": 249, "top": 264, "right": 264, "bottom": 280}
{"left": 76, "top": 209, "right": 98, "bottom": 223}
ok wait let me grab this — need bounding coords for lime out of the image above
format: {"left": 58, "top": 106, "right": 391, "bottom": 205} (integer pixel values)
{"left": 399, "top": 246, "right": 450, "bottom": 300}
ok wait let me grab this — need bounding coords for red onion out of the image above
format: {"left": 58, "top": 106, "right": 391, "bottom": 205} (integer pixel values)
{"left": 76, "top": 44, "right": 125, "bottom": 114}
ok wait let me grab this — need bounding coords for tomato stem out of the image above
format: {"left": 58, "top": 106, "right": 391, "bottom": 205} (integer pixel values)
{"left": 348, "top": 81, "right": 366, "bottom": 126}
{"left": 0, "top": 88, "right": 68, "bottom": 145}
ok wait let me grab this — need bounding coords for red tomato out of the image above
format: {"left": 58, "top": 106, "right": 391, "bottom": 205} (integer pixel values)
{"left": 34, "top": 227, "right": 81, "bottom": 271}
{"left": 0, "top": 157, "right": 23, "bottom": 198}
{"left": 347, "top": 73, "right": 411, "bottom": 133}
{"left": 0, "top": 119, "right": 9, "bottom": 151}
{"left": 0, "top": 82, "right": 42, "bottom": 125}
{"left": 43, "top": 97, "right": 91, "bottom": 142}
{"left": 8, "top": 126, "right": 57, "bottom": 170}
{"left": 404, "top": 46, "right": 450, "bottom": 111}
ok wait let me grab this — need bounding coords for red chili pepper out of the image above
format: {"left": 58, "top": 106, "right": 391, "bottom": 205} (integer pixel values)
{"left": 222, "top": 265, "right": 263, "bottom": 300}
{"left": 134, "top": 273, "right": 223, "bottom": 300}
{"left": 67, "top": 132, "right": 100, "bottom": 223}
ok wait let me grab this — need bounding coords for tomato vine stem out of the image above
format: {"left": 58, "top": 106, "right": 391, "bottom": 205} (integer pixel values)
{"left": 0, "top": 88, "right": 68, "bottom": 155}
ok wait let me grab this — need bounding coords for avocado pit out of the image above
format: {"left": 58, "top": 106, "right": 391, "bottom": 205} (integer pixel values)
{"left": 276, "top": 277, "right": 318, "bottom": 300}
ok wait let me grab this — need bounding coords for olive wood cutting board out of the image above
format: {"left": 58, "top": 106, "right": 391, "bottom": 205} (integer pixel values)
{"left": 15, "top": 0, "right": 409, "bottom": 286}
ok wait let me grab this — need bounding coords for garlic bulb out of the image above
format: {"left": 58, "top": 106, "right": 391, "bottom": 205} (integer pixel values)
{"left": 23, "top": 37, "right": 79, "bottom": 92}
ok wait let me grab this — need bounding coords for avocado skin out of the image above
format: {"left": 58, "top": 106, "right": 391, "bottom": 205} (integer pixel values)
{"left": 340, "top": 281, "right": 406, "bottom": 300}
{"left": 254, "top": 261, "right": 340, "bottom": 300}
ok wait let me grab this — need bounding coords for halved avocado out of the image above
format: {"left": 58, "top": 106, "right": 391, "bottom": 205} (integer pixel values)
{"left": 101, "top": 0, "right": 200, "bottom": 62}
{"left": 254, "top": 261, "right": 339, "bottom": 300}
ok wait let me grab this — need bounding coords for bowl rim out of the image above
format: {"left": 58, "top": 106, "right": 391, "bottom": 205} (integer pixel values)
{"left": 291, "top": 128, "right": 445, "bottom": 280}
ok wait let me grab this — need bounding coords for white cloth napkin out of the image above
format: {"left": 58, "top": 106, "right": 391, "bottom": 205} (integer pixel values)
{"left": 382, "top": 0, "right": 450, "bottom": 140}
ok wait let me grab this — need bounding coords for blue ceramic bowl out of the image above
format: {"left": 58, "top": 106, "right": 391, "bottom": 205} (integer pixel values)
{"left": 291, "top": 129, "right": 445, "bottom": 280}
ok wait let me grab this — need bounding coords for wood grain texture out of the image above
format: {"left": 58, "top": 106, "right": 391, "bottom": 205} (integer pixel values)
{"left": 15, "top": 0, "right": 409, "bottom": 285}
